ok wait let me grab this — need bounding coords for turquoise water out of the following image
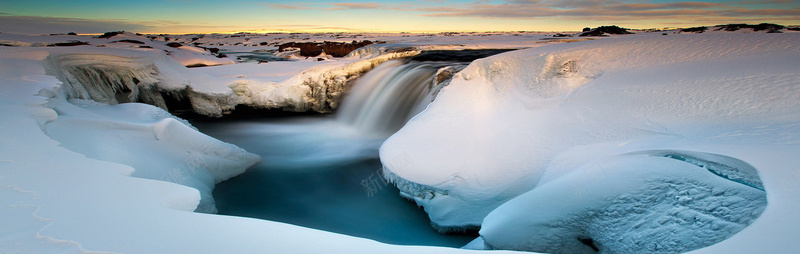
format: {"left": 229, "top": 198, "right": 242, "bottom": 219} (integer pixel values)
{"left": 193, "top": 116, "right": 476, "bottom": 247}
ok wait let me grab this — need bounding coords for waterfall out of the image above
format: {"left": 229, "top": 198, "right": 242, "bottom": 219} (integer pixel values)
{"left": 337, "top": 60, "right": 450, "bottom": 136}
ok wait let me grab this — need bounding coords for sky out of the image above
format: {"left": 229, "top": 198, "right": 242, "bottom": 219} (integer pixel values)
{"left": 0, "top": 0, "right": 798, "bottom": 34}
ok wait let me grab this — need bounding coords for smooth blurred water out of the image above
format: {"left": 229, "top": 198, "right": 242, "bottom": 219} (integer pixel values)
{"left": 194, "top": 116, "right": 476, "bottom": 247}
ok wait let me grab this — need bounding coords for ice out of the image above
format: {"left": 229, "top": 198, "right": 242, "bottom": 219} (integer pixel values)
{"left": 379, "top": 31, "right": 800, "bottom": 249}
{"left": 480, "top": 152, "right": 767, "bottom": 253}
{"left": 42, "top": 47, "right": 240, "bottom": 117}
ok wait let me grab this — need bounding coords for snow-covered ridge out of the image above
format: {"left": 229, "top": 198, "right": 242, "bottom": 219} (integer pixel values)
{"left": 2, "top": 31, "right": 559, "bottom": 117}
{"left": 17, "top": 34, "right": 427, "bottom": 116}
{"left": 380, "top": 31, "right": 800, "bottom": 251}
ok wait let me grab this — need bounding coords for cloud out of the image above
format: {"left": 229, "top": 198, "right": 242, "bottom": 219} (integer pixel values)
{"left": 0, "top": 15, "right": 150, "bottom": 35}
{"left": 417, "top": 0, "right": 800, "bottom": 25}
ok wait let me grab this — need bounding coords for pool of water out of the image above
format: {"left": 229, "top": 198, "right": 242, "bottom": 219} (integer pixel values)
{"left": 193, "top": 116, "right": 476, "bottom": 247}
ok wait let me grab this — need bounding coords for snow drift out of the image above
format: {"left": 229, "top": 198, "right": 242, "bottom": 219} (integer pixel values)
{"left": 379, "top": 31, "right": 800, "bottom": 252}
{"left": 43, "top": 98, "right": 260, "bottom": 213}
{"left": 480, "top": 151, "right": 766, "bottom": 253}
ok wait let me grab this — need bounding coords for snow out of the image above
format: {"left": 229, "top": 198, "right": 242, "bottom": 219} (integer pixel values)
{"left": 379, "top": 31, "right": 800, "bottom": 252}
{"left": 0, "top": 35, "right": 527, "bottom": 254}
{"left": 2, "top": 28, "right": 799, "bottom": 253}
{"left": 40, "top": 46, "right": 240, "bottom": 117}
{"left": 42, "top": 98, "right": 260, "bottom": 213}
{"left": 480, "top": 150, "right": 766, "bottom": 253}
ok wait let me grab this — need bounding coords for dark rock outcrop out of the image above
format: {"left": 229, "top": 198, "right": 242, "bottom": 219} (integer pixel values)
{"left": 112, "top": 39, "right": 146, "bottom": 44}
{"left": 320, "top": 40, "right": 374, "bottom": 57}
{"left": 579, "top": 26, "right": 633, "bottom": 37}
{"left": 48, "top": 41, "right": 90, "bottom": 47}
{"left": 278, "top": 40, "right": 375, "bottom": 57}
{"left": 165, "top": 42, "right": 183, "bottom": 48}
{"left": 98, "top": 31, "right": 124, "bottom": 39}
{"left": 278, "top": 42, "right": 323, "bottom": 57}
{"left": 680, "top": 26, "right": 708, "bottom": 33}
{"left": 714, "top": 23, "right": 785, "bottom": 33}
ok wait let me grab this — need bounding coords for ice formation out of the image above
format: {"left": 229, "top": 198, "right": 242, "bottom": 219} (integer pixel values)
{"left": 379, "top": 31, "right": 800, "bottom": 250}
{"left": 480, "top": 151, "right": 767, "bottom": 253}
{"left": 44, "top": 48, "right": 240, "bottom": 117}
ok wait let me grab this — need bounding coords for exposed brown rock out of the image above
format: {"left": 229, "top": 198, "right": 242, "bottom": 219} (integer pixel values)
{"left": 320, "top": 40, "right": 373, "bottom": 57}
{"left": 278, "top": 42, "right": 323, "bottom": 57}
{"left": 278, "top": 40, "right": 375, "bottom": 57}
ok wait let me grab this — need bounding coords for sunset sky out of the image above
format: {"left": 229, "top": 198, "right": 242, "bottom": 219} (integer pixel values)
{"left": 1, "top": 0, "right": 798, "bottom": 34}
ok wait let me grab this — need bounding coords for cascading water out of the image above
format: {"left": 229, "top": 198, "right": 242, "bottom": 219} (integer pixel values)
{"left": 202, "top": 54, "right": 491, "bottom": 247}
{"left": 337, "top": 60, "right": 450, "bottom": 136}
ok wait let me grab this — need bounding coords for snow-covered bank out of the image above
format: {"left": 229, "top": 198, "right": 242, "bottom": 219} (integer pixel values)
{"left": 380, "top": 31, "right": 800, "bottom": 252}
{"left": 0, "top": 33, "right": 424, "bottom": 117}
{"left": 0, "top": 43, "right": 526, "bottom": 253}
{"left": 43, "top": 98, "right": 260, "bottom": 213}
{"left": 43, "top": 47, "right": 240, "bottom": 117}
{"left": 1, "top": 32, "right": 551, "bottom": 118}
{"left": 231, "top": 48, "right": 421, "bottom": 113}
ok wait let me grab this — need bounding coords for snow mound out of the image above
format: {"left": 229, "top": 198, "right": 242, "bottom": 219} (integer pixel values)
{"left": 379, "top": 32, "right": 800, "bottom": 235}
{"left": 480, "top": 152, "right": 766, "bottom": 253}
{"left": 43, "top": 99, "right": 260, "bottom": 213}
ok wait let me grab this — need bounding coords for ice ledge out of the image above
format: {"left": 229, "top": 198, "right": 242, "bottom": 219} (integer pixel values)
{"left": 381, "top": 167, "right": 480, "bottom": 233}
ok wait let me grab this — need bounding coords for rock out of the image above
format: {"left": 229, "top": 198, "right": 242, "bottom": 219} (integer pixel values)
{"left": 165, "top": 42, "right": 183, "bottom": 48}
{"left": 579, "top": 26, "right": 633, "bottom": 37}
{"left": 320, "top": 40, "right": 374, "bottom": 57}
{"left": 112, "top": 39, "right": 146, "bottom": 45}
{"left": 48, "top": 41, "right": 90, "bottom": 47}
{"left": 680, "top": 26, "right": 708, "bottom": 33}
{"left": 714, "top": 23, "right": 785, "bottom": 32}
{"left": 278, "top": 42, "right": 323, "bottom": 57}
{"left": 98, "top": 31, "right": 124, "bottom": 39}
{"left": 278, "top": 40, "right": 375, "bottom": 57}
